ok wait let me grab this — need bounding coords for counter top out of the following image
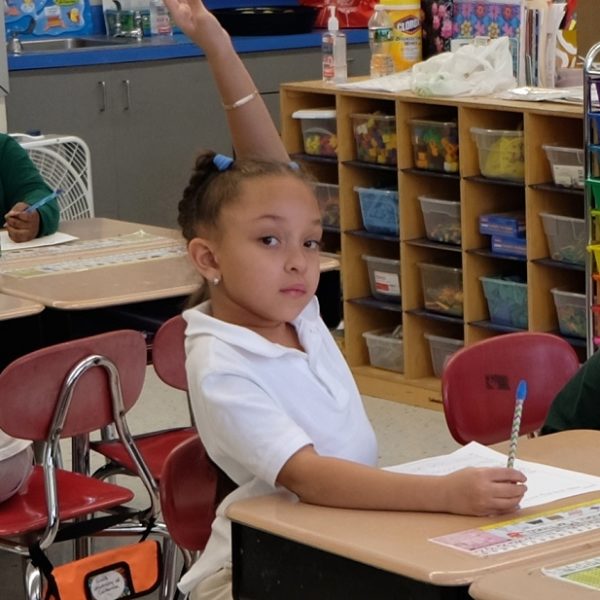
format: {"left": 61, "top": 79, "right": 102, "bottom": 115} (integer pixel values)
{"left": 8, "top": 30, "right": 369, "bottom": 71}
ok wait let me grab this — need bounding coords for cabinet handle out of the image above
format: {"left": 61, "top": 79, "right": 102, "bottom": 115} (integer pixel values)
{"left": 122, "top": 79, "right": 132, "bottom": 111}
{"left": 98, "top": 80, "right": 107, "bottom": 112}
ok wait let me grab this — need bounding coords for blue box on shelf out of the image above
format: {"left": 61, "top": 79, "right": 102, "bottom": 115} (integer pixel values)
{"left": 491, "top": 234, "right": 526, "bottom": 258}
{"left": 479, "top": 211, "right": 526, "bottom": 238}
{"left": 480, "top": 275, "right": 528, "bottom": 329}
{"left": 355, "top": 186, "right": 399, "bottom": 236}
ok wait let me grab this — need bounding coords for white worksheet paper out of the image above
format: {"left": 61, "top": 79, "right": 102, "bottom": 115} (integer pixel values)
{"left": 385, "top": 442, "right": 600, "bottom": 509}
{"left": 0, "top": 230, "right": 78, "bottom": 251}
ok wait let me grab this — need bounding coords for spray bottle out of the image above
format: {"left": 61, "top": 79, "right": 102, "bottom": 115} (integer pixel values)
{"left": 322, "top": 5, "right": 347, "bottom": 84}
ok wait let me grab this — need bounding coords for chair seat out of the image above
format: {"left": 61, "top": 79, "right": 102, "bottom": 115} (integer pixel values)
{"left": 91, "top": 427, "right": 197, "bottom": 480}
{"left": 0, "top": 466, "right": 134, "bottom": 536}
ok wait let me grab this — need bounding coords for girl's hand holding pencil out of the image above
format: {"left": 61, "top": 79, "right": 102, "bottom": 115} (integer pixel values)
{"left": 3, "top": 189, "right": 61, "bottom": 243}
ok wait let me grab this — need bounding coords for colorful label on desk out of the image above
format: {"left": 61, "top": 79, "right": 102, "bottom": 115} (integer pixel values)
{"left": 5, "top": 0, "right": 92, "bottom": 36}
{"left": 430, "top": 499, "right": 600, "bottom": 557}
{"left": 543, "top": 556, "right": 600, "bottom": 591}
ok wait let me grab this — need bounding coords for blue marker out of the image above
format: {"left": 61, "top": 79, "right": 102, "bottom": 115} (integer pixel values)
{"left": 24, "top": 189, "right": 62, "bottom": 214}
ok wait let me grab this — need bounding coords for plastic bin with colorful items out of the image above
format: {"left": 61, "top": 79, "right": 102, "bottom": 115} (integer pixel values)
{"left": 424, "top": 333, "right": 464, "bottom": 378}
{"left": 470, "top": 126, "right": 524, "bottom": 182}
{"left": 409, "top": 118, "right": 458, "bottom": 173}
{"left": 418, "top": 262, "right": 463, "bottom": 317}
{"left": 480, "top": 275, "right": 528, "bottom": 329}
{"left": 292, "top": 108, "right": 337, "bottom": 157}
{"left": 418, "top": 196, "right": 461, "bottom": 245}
{"left": 355, "top": 186, "right": 399, "bottom": 236}
{"left": 350, "top": 113, "right": 397, "bottom": 165}
{"left": 314, "top": 182, "right": 340, "bottom": 229}
{"left": 362, "top": 254, "right": 401, "bottom": 303}
{"left": 362, "top": 326, "right": 404, "bottom": 372}
{"left": 551, "top": 288, "right": 586, "bottom": 339}
{"left": 539, "top": 212, "right": 586, "bottom": 266}
{"left": 542, "top": 145, "right": 584, "bottom": 189}
{"left": 479, "top": 211, "right": 526, "bottom": 258}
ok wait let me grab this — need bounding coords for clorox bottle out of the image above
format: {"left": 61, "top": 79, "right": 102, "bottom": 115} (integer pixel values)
{"left": 381, "top": 1, "right": 422, "bottom": 71}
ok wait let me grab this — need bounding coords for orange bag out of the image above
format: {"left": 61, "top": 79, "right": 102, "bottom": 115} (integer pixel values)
{"left": 45, "top": 540, "right": 161, "bottom": 600}
{"left": 300, "top": 0, "right": 377, "bottom": 28}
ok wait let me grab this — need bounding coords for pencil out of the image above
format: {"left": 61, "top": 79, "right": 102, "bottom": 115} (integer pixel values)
{"left": 507, "top": 379, "right": 527, "bottom": 469}
{"left": 24, "top": 189, "right": 62, "bottom": 214}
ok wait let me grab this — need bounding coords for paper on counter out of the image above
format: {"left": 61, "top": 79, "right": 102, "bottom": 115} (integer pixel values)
{"left": 0, "top": 230, "right": 78, "bottom": 251}
{"left": 385, "top": 441, "right": 600, "bottom": 509}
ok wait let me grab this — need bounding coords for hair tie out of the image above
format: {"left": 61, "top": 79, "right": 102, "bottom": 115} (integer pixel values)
{"left": 213, "top": 154, "right": 234, "bottom": 172}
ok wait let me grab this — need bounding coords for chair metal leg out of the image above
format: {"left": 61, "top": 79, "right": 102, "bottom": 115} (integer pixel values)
{"left": 160, "top": 536, "right": 180, "bottom": 600}
{"left": 24, "top": 561, "right": 43, "bottom": 600}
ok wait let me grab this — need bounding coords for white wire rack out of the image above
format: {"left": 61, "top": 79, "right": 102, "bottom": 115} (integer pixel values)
{"left": 11, "top": 133, "right": 95, "bottom": 220}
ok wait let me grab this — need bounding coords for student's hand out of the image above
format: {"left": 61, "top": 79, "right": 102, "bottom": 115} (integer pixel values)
{"left": 4, "top": 202, "right": 40, "bottom": 242}
{"left": 442, "top": 467, "right": 527, "bottom": 517}
{"left": 163, "top": 0, "right": 216, "bottom": 44}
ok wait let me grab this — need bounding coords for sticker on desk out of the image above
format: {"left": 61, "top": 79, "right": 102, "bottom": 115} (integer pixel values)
{"left": 543, "top": 555, "right": 600, "bottom": 591}
{"left": 430, "top": 499, "right": 600, "bottom": 557}
{"left": 1, "top": 245, "right": 187, "bottom": 278}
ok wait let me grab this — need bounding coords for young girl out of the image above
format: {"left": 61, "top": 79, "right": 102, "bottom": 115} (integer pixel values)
{"left": 165, "top": 3, "right": 527, "bottom": 599}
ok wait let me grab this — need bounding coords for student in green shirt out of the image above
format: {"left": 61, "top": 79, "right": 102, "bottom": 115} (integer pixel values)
{"left": 1, "top": 133, "right": 59, "bottom": 242}
{"left": 542, "top": 351, "right": 600, "bottom": 434}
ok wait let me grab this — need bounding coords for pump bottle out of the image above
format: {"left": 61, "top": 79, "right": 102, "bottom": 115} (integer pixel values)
{"left": 322, "top": 6, "right": 347, "bottom": 84}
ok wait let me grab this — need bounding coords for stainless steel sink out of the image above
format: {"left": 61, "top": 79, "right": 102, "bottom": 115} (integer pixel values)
{"left": 14, "top": 36, "right": 138, "bottom": 53}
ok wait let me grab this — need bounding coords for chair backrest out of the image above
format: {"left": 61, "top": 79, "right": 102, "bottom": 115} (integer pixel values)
{"left": 152, "top": 314, "right": 188, "bottom": 391}
{"left": 442, "top": 332, "right": 580, "bottom": 446}
{"left": 11, "top": 133, "right": 95, "bottom": 220}
{"left": 0, "top": 330, "right": 147, "bottom": 441}
{"left": 159, "top": 436, "right": 218, "bottom": 552}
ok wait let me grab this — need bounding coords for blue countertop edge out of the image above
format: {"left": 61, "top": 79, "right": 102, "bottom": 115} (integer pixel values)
{"left": 8, "top": 30, "right": 368, "bottom": 71}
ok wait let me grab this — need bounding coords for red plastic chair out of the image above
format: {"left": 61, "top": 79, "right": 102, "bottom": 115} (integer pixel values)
{"left": 159, "top": 436, "right": 219, "bottom": 570}
{"left": 91, "top": 315, "right": 197, "bottom": 481}
{"left": 441, "top": 332, "right": 580, "bottom": 446}
{"left": 0, "top": 330, "right": 168, "bottom": 600}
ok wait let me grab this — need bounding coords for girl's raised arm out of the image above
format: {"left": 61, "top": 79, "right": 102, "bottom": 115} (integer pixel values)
{"left": 162, "top": 0, "right": 289, "bottom": 162}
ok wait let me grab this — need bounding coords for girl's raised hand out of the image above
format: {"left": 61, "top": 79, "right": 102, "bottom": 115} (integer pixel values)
{"left": 163, "top": 0, "right": 213, "bottom": 42}
{"left": 442, "top": 467, "right": 527, "bottom": 517}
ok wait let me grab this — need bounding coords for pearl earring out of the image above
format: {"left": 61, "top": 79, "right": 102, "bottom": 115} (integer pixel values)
{"left": 212, "top": 276, "right": 220, "bottom": 286}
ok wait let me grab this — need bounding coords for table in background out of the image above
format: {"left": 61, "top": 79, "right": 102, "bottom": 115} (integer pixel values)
{"left": 228, "top": 431, "right": 600, "bottom": 600}
{"left": 469, "top": 546, "right": 600, "bottom": 599}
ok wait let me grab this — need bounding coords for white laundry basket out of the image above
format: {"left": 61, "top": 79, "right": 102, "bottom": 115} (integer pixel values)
{"left": 11, "top": 133, "right": 95, "bottom": 220}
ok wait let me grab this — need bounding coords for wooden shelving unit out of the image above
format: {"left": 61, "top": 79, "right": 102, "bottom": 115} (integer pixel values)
{"left": 280, "top": 81, "right": 584, "bottom": 410}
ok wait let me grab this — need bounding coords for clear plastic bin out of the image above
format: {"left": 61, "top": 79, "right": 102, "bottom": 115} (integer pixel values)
{"left": 409, "top": 118, "right": 459, "bottom": 173}
{"left": 355, "top": 186, "right": 399, "bottom": 236}
{"left": 424, "top": 333, "right": 464, "bottom": 378}
{"left": 314, "top": 182, "right": 340, "bottom": 228}
{"left": 363, "top": 327, "right": 404, "bottom": 373}
{"left": 470, "top": 127, "right": 524, "bottom": 182}
{"left": 350, "top": 113, "right": 397, "bottom": 165}
{"left": 292, "top": 108, "right": 337, "bottom": 157}
{"left": 418, "top": 196, "right": 461, "bottom": 245}
{"left": 480, "top": 275, "right": 528, "bottom": 329}
{"left": 362, "top": 254, "right": 401, "bottom": 302}
{"left": 418, "top": 263, "right": 463, "bottom": 317}
{"left": 539, "top": 212, "right": 586, "bottom": 265}
{"left": 542, "top": 144, "right": 584, "bottom": 188}
{"left": 551, "top": 288, "right": 587, "bottom": 339}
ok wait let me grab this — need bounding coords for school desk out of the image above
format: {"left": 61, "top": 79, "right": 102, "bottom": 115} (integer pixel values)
{"left": 469, "top": 545, "right": 600, "bottom": 599}
{"left": 0, "top": 293, "right": 43, "bottom": 321}
{"left": 227, "top": 430, "right": 600, "bottom": 600}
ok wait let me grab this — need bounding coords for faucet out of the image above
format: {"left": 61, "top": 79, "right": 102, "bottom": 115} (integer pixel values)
{"left": 111, "top": 1, "right": 143, "bottom": 41}
{"left": 7, "top": 31, "right": 23, "bottom": 55}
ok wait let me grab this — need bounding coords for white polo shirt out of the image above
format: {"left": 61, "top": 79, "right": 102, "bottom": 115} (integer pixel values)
{"left": 179, "top": 297, "right": 378, "bottom": 593}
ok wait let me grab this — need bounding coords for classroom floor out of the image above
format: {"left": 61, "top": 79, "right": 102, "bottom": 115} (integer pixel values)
{"left": 0, "top": 367, "right": 460, "bottom": 598}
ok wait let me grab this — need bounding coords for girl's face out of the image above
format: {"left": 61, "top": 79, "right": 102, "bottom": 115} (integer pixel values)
{"left": 195, "top": 174, "right": 323, "bottom": 334}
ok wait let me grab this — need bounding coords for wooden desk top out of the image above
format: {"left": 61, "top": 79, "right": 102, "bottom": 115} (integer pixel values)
{"left": 228, "top": 430, "right": 600, "bottom": 587}
{"left": 469, "top": 546, "right": 600, "bottom": 599}
{"left": 0, "top": 219, "right": 339, "bottom": 310}
{"left": 0, "top": 293, "right": 44, "bottom": 321}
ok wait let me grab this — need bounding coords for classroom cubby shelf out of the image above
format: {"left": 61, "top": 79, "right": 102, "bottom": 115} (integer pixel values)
{"left": 280, "top": 80, "right": 584, "bottom": 410}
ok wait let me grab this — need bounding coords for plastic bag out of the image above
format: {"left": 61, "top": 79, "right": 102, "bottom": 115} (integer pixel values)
{"left": 411, "top": 37, "right": 516, "bottom": 97}
{"left": 299, "top": 0, "right": 376, "bottom": 28}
